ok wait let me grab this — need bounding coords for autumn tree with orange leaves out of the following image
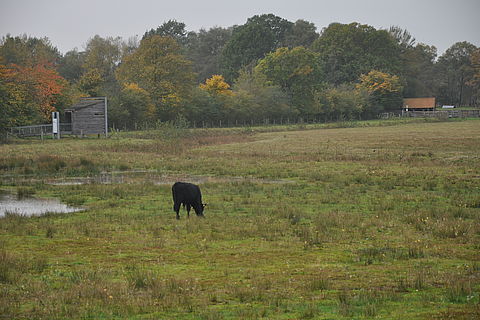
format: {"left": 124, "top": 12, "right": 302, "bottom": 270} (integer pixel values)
{"left": 199, "top": 75, "right": 233, "bottom": 96}
{"left": 356, "top": 70, "right": 404, "bottom": 112}
{"left": 1, "top": 60, "right": 67, "bottom": 137}
{"left": 19, "top": 63, "right": 67, "bottom": 118}
{"left": 1, "top": 35, "right": 69, "bottom": 137}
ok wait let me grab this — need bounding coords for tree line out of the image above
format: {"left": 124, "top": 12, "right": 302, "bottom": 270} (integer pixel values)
{"left": 1, "top": 14, "right": 480, "bottom": 135}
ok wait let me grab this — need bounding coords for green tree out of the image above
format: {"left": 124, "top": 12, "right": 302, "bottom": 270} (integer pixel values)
{"left": 246, "top": 14, "right": 294, "bottom": 48}
{"left": 116, "top": 35, "right": 195, "bottom": 120}
{"left": 221, "top": 14, "right": 293, "bottom": 82}
{"left": 315, "top": 85, "right": 370, "bottom": 121}
{"left": 312, "top": 22, "right": 402, "bottom": 85}
{"left": 83, "top": 35, "right": 122, "bottom": 82}
{"left": 387, "top": 26, "right": 437, "bottom": 98}
{"left": 143, "top": 20, "right": 189, "bottom": 45}
{"left": 468, "top": 49, "right": 480, "bottom": 107}
{"left": 121, "top": 36, "right": 140, "bottom": 57}
{"left": 0, "top": 35, "right": 61, "bottom": 67}
{"left": 435, "top": 41, "right": 478, "bottom": 106}
{"left": 284, "top": 19, "right": 319, "bottom": 48}
{"left": 187, "top": 27, "right": 232, "bottom": 82}
{"left": 401, "top": 43, "right": 437, "bottom": 98}
{"left": 255, "top": 46, "right": 323, "bottom": 115}
{"left": 191, "top": 75, "right": 233, "bottom": 123}
{"left": 58, "top": 49, "right": 85, "bottom": 83}
{"left": 184, "top": 87, "right": 222, "bottom": 123}
{"left": 109, "top": 82, "right": 154, "bottom": 129}
{"left": 388, "top": 26, "right": 416, "bottom": 52}
{"left": 186, "top": 69, "right": 293, "bottom": 124}
{"left": 78, "top": 68, "right": 104, "bottom": 96}
{"left": 231, "top": 69, "right": 293, "bottom": 121}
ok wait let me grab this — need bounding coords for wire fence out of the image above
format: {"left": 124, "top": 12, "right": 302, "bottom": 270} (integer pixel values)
{"left": 114, "top": 116, "right": 346, "bottom": 132}
{"left": 10, "top": 109, "right": 480, "bottom": 137}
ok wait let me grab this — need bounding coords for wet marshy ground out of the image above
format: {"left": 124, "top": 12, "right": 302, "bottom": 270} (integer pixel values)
{"left": 0, "top": 171, "right": 292, "bottom": 217}
{"left": 0, "top": 193, "right": 83, "bottom": 217}
{"left": 1, "top": 170, "right": 295, "bottom": 186}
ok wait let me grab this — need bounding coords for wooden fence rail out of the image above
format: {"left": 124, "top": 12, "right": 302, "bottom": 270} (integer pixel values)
{"left": 381, "top": 109, "right": 480, "bottom": 119}
{"left": 10, "top": 124, "right": 72, "bottom": 137}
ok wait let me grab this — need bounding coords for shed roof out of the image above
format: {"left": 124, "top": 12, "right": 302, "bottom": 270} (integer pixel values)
{"left": 65, "top": 97, "right": 106, "bottom": 111}
{"left": 403, "top": 97, "right": 436, "bottom": 109}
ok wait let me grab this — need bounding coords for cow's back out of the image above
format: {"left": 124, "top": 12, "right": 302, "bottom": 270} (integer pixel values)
{"left": 172, "top": 182, "right": 201, "bottom": 203}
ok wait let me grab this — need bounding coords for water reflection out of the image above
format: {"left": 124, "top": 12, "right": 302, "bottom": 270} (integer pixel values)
{"left": 0, "top": 193, "right": 83, "bottom": 217}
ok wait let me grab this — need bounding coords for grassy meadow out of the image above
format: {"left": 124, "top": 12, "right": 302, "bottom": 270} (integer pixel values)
{"left": 0, "top": 118, "right": 479, "bottom": 319}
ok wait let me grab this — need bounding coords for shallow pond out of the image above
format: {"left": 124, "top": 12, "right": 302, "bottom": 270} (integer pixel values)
{"left": 0, "top": 193, "right": 83, "bottom": 217}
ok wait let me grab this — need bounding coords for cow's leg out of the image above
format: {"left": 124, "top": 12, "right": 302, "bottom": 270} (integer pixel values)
{"left": 186, "top": 204, "right": 191, "bottom": 218}
{"left": 173, "top": 202, "right": 181, "bottom": 220}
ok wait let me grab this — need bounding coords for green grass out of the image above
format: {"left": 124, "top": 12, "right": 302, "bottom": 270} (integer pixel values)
{"left": 1, "top": 119, "right": 479, "bottom": 319}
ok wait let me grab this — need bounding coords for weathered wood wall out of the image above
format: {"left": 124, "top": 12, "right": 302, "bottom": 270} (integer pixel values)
{"left": 67, "top": 97, "right": 107, "bottom": 136}
{"left": 72, "top": 101, "right": 106, "bottom": 135}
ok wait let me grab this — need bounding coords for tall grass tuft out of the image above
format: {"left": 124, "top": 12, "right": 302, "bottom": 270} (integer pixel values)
{"left": 37, "top": 154, "right": 67, "bottom": 172}
{"left": 337, "top": 290, "right": 353, "bottom": 317}
{"left": 16, "top": 187, "right": 35, "bottom": 199}
{"left": 0, "top": 244, "right": 47, "bottom": 284}
{"left": 357, "top": 246, "right": 425, "bottom": 265}
{"left": 0, "top": 248, "right": 17, "bottom": 284}
{"left": 446, "top": 278, "right": 474, "bottom": 303}
{"left": 125, "top": 265, "right": 157, "bottom": 290}
{"left": 306, "top": 274, "right": 330, "bottom": 292}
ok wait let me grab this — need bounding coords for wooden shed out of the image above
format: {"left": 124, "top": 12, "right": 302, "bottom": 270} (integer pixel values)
{"left": 403, "top": 98, "right": 436, "bottom": 111}
{"left": 64, "top": 97, "right": 108, "bottom": 136}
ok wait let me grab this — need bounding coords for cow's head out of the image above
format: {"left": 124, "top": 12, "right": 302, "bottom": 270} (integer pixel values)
{"left": 196, "top": 203, "right": 207, "bottom": 217}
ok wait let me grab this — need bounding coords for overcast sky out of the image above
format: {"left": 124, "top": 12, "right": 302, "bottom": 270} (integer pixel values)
{"left": 1, "top": 0, "right": 479, "bottom": 56}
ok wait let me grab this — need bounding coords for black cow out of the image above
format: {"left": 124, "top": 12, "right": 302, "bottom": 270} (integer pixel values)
{"left": 172, "top": 182, "right": 205, "bottom": 219}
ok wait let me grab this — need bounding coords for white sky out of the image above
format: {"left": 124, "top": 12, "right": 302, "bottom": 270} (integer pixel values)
{"left": 1, "top": 0, "right": 479, "bottom": 56}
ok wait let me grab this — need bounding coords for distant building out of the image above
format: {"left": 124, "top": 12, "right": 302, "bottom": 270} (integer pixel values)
{"left": 403, "top": 98, "right": 436, "bottom": 111}
{"left": 64, "top": 97, "right": 108, "bottom": 136}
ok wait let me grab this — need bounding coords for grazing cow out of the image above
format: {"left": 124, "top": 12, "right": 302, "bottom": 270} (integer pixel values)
{"left": 172, "top": 182, "right": 205, "bottom": 219}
